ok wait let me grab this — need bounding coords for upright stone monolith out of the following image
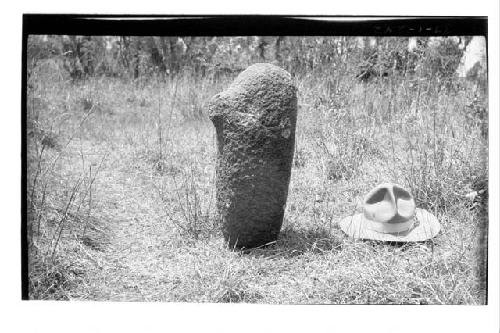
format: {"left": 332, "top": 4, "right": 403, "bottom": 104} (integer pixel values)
{"left": 209, "top": 63, "right": 297, "bottom": 249}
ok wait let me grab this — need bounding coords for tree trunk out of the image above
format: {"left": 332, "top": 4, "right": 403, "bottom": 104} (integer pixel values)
{"left": 275, "top": 36, "right": 284, "bottom": 63}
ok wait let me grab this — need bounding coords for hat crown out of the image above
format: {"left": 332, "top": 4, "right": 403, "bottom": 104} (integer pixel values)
{"left": 363, "top": 183, "right": 415, "bottom": 223}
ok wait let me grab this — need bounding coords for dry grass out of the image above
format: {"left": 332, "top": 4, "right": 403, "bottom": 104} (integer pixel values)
{"left": 26, "top": 58, "right": 487, "bottom": 303}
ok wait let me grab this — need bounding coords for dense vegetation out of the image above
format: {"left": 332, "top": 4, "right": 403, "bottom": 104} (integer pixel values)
{"left": 26, "top": 35, "right": 488, "bottom": 303}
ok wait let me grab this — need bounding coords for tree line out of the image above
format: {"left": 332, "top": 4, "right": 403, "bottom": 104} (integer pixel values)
{"left": 27, "top": 35, "right": 470, "bottom": 82}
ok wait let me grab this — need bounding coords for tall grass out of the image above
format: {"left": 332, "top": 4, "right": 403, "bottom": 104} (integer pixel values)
{"left": 27, "top": 65, "right": 111, "bottom": 299}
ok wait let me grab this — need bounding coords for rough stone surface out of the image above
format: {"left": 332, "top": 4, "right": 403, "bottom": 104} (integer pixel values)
{"left": 209, "top": 63, "right": 297, "bottom": 249}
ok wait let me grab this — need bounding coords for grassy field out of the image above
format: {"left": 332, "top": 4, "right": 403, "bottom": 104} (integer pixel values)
{"left": 26, "top": 60, "right": 488, "bottom": 304}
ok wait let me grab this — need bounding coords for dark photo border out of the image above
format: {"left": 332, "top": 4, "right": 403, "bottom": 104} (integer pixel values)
{"left": 21, "top": 14, "right": 488, "bottom": 301}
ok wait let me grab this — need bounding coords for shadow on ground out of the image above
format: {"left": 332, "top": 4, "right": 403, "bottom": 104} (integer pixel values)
{"left": 241, "top": 225, "right": 443, "bottom": 258}
{"left": 244, "top": 227, "right": 345, "bottom": 258}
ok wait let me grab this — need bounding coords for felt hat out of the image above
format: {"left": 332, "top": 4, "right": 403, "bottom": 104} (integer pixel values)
{"left": 338, "top": 183, "right": 441, "bottom": 242}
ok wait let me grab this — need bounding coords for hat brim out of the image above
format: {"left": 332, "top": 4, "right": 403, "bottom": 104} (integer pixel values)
{"left": 338, "top": 208, "right": 441, "bottom": 242}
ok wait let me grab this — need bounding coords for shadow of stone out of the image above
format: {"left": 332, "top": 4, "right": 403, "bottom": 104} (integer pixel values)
{"left": 243, "top": 227, "right": 344, "bottom": 258}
